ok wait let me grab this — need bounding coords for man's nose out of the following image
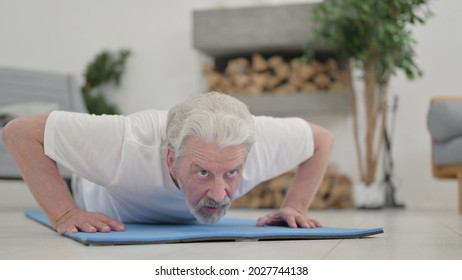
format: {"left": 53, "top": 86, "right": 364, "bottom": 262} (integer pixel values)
{"left": 207, "top": 177, "right": 227, "bottom": 202}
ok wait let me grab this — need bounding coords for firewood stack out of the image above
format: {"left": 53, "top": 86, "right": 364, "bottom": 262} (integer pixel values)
{"left": 203, "top": 53, "right": 347, "bottom": 95}
{"left": 310, "top": 164, "right": 355, "bottom": 209}
{"left": 232, "top": 172, "right": 295, "bottom": 209}
{"left": 232, "top": 164, "right": 354, "bottom": 209}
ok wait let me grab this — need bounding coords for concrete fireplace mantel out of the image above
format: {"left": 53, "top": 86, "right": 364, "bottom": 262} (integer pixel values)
{"left": 192, "top": 3, "right": 348, "bottom": 116}
{"left": 193, "top": 3, "right": 329, "bottom": 57}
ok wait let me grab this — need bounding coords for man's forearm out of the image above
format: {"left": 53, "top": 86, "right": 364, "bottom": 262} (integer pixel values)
{"left": 281, "top": 124, "right": 333, "bottom": 213}
{"left": 21, "top": 146, "right": 78, "bottom": 228}
{"left": 2, "top": 115, "right": 77, "bottom": 227}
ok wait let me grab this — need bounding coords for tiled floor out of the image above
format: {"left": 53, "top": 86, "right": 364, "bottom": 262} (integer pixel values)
{"left": 1, "top": 179, "right": 462, "bottom": 260}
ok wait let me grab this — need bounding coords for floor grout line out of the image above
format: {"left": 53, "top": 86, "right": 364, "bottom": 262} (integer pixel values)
{"left": 320, "top": 240, "right": 343, "bottom": 260}
{"left": 437, "top": 219, "right": 462, "bottom": 238}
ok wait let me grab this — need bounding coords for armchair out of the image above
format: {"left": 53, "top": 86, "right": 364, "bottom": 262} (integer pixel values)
{"left": 427, "top": 96, "right": 462, "bottom": 213}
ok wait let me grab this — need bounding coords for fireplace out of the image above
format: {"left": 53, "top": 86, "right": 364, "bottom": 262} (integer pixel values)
{"left": 193, "top": 3, "right": 350, "bottom": 116}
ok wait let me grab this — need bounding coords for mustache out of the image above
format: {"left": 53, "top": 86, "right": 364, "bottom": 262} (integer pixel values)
{"left": 201, "top": 196, "right": 231, "bottom": 208}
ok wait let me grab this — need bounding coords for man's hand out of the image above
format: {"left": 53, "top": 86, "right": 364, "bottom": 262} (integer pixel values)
{"left": 3, "top": 115, "right": 125, "bottom": 235}
{"left": 53, "top": 207, "right": 125, "bottom": 234}
{"left": 256, "top": 206, "right": 321, "bottom": 229}
{"left": 258, "top": 123, "right": 332, "bottom": 230}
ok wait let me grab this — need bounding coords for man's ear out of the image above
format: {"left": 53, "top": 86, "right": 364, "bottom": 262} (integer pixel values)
{"left": 166, "top": 148, "right": 177, "bottom": 179}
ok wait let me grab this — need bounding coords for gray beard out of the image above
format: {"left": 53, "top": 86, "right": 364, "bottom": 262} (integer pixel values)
{"left": 178, "top": 178, "right": 231, "bottom": 224}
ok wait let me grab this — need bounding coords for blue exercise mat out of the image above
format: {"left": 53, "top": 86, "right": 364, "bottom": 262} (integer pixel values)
{"left": 26, "top": 210, "right": 383, "bottom": 245}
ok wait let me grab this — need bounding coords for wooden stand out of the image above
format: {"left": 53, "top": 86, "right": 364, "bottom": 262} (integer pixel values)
{"left": 458, "top": 172, "right": 462, "bottom": 214}
{"left": 432, "top": 158, "right": 462, "bottom": 214}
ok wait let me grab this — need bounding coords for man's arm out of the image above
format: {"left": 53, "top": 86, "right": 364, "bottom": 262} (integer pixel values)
{"left": 2, "top": 114, "right": 124, "bottom": 234}
{"left": 256, "top": 123, "right": 334, "bottom": 228}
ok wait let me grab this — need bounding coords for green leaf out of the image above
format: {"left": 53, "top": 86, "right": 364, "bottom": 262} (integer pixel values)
{"left": 81, "top": 49, "right": 131, "bottom": 115}
{"left": 310, "top": 0, "right": 433, "bottom": 83}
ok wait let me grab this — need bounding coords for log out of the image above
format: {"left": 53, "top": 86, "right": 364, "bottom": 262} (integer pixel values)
{"left": 267, "top": 172, "right": 293, "bottom": 191}
{"left": 252, "top": 53, "right": 268, "bottom": 72}
{"left": 268, "top": 56, "right": 284, "bottom": 69}
{"left": 273, "top": 83, "right": 297, "bottom": 94}
{"left": 325, "top": 58, "right": 339, "bottom": 73}
{"left": 329, "top": 81, "right": 346, "bottom": 92}
{"left": 230, "top": 73, "right": 250, "bottom": 90}
{"left": 265, "top": 76, "right": 283, "bottom": 92}
{"left": 226, "top": 57, "right": 249, "bottom": 76}
{"left": 310, "top": 60, "right": 326, "bottom": 73}
{"left": 206, "top": 71, "right": 223, "bottom": 91}
{"left": 326, "top": 175, "right": 354, "bottom": 208}
{"left": 288, "top": 71, "right": 304, "bottom": 89}
{"left": 273, "top": 191, "right": 284, "bottom": 208}
{"left": 244, "top": 84, "right": 264, "bottom": 95}
{"left": 247, "top": 184, "right": 265, "bottom": 208}
{"left": 273, "top": 62, "right": 291, "bottom": 81}
{"left": 202, "top": 63, "right": 215, "bottom": 75}
{"left": 300, "top": 82, "right": 318, "bottom": 93}
{"left": 250, "top": 73, "right": 270, "bottom": 89}
{"left": 299, "top": 63, "right": 315, "bottom": 81}
{"left": 219, "top": 78, "right": 232, "bottom": 94}
{"left": 313, "top": 73, "right": 331, "bottom": 89}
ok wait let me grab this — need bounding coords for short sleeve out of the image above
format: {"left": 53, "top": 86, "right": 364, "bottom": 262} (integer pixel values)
{"left": 237, "top": 116, "right": 314, "bottom": 198}
{"left": 44, "top": 111, "right": 127, "bottom": 186}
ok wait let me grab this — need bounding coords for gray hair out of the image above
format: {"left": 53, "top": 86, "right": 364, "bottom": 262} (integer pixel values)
{"left": 166, "top": 92, "right": 256, "bottom": 161}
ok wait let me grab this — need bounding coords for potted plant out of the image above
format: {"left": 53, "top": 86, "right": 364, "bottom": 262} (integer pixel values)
{"left": 81, "top": 49, "right": 131, "bottom": 115}
{"left": 310, "top": 0, "right": 433, "bottom": 206}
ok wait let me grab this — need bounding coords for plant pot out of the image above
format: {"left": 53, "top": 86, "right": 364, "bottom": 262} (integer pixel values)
{"left": 352, "top": 181, "right": 385, "bottom": 209}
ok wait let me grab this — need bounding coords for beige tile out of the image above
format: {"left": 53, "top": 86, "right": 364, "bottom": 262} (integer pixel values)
{"left": 0, "top": 179, "right": 38, "bottom": 210}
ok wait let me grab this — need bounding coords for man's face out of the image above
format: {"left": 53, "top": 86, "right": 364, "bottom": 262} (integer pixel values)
{"left": 167, "top": 136, "right": 247, "bottom": 223}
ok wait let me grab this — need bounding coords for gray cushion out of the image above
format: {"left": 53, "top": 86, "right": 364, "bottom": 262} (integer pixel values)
{"left": 427, "top": 100, "right": 462, "bottom": 141}
{"left": 433, "top": 137, "right": 462, "bottom": 165}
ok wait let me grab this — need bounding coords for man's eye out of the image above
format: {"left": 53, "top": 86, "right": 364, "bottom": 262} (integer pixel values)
{"left": 199, "top": 170, "right": 208, "bottom": 177}
{"left": 227, "top": 170, "right": 237, "bottom": 177}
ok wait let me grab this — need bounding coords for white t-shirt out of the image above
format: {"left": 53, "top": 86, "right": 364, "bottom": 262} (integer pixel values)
{"left": 44, "top": 110, "right": 314, "bottom": 223}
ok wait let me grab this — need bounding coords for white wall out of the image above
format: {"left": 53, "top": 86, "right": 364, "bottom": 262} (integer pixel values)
{"left": 392, "top": 0, "right": 462, "bottom": 210}
{"left": 1, "top": 0, "right": 460, "bottom": 210}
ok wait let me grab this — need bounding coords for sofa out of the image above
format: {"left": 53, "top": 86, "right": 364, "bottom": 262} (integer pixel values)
{"left": 0, "top": 66, "right": 87, "bottom": 179}
{"left": 427, "top": 96, "right": 462, "bottom": 213}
